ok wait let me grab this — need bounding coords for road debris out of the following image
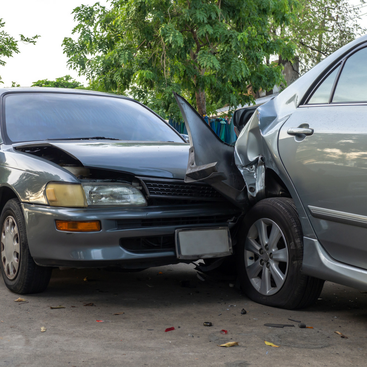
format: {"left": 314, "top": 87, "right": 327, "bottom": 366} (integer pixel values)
{"left": 165, "top": 327, "right": 175, "bottom": 332}
{"left": 50, "top": 306, "right": 65, "bottom": 309}
{"left": 220, "top": 330, "right": 228, "bottom": 335}
{"left": 298, "top": 323, "right": 306, "bottom": 328}
{"left": 96, "top": 320, "right": 104, "bottom": 323}
{"left": 264, "top": 323, "right": 294, "bottom": 328}
{"left": 288, "top": 318, "right": 301, "bottom": 323}
{"left": 84, "top": 303, "right": 95, "bottom": 307}
{"left": 219, "top": 342, "right": 239, "bottom": 348}
{"left": 203, "top": 322, "right": 213, "bottom": 327}
{"left": 241, "top": 309, "right": 247, "bottom": 315}
{"left": 14, "top": 298, "right": 26, "bottom": 302}
{"left": 41, "top": 327, "right": 46, "bottom": 332}
{"left": 113, "top": 312, "right": 125, "bottom": 315}
{"left": 197, "top": 273, "right": 206, "bottom": 282}
{"left": 264, "top": 341, "right": 279, "bottom": 348}
{"left": 335, "top": 331, "right": 348, "bottom": 339}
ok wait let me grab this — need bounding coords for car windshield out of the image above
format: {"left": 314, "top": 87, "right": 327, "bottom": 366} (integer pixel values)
{"left": 4, "top": 93, "right": 183, "bottom": 143}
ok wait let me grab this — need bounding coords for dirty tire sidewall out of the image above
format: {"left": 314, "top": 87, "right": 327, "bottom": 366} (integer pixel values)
{"left": 0, "top": 199, "right": 52, "bottom": 294}
{"left": 237, "top": 198, "right": 310, "bottom": 309}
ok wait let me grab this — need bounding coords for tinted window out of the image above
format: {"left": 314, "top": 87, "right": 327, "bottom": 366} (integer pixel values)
{"left": 333, "top": 48, "right": 367, "bottom": 103}
{"left": 4, "top": 93, "right": 182, "bottom": 143}
{"left": 308, "top": 66, "right": 340, "bottom": 104}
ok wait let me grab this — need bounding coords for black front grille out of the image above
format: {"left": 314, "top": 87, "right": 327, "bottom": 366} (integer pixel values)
{"left": 140, "top": 178, "right": 223, "bottom": 201}
{"left": 120, "top": 235, "right": 175, "bottom": 253}
{"left": 116, "top": 215, "right": 232, "bottom": 230}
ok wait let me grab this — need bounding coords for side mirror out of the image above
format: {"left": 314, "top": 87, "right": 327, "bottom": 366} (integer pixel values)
{"left": 181, "top": 134, "right": 190, "bottom": 143}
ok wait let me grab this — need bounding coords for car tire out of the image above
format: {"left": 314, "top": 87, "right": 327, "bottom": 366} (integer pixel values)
{"left": 0, "top": 199, "right": 52, "bottom": 294}
{"left": 237, "top": 197, "right": 324, "bottom": 309}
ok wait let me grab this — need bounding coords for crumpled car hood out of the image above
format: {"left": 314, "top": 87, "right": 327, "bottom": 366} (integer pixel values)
{"left": 19, "top": 141, "right": 190, "bottom": 179}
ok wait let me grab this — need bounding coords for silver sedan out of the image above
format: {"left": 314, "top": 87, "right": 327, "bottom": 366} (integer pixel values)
{"left": 177, "top": 34, "right": 367, "bottom": 309}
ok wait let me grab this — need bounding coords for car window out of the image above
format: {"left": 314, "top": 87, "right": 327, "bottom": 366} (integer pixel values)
{"left": 308, "top": 66, "right": 340, "bottom": 104}
{"left": 333, "top": 47, "right": 367, "bottom": 103}
{"left": 4, "top": 93, "right": 183, "bottom": 143}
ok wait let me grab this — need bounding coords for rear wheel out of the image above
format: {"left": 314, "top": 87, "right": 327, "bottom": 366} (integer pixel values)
{"left": 237, "top": 197, "right": 324, "bottom": 309}
{"left": 0, "top": 199, "right": 52, "bottom": 294}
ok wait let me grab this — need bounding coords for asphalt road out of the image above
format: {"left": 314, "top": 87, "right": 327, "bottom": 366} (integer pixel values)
{"left": 0, "top": 263, "right": 366, "bottom": 366}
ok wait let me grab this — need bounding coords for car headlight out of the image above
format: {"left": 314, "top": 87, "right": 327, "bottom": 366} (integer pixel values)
{"left": 82, "top": 183, "right": 147, "bottom": 206}
{"left": 46, "top": 183, "right": 87, "bottom": 207}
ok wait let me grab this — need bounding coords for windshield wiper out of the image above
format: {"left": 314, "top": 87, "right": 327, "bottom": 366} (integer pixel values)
{"left": 47, "top": 137, "right": 120, "bottom": 141}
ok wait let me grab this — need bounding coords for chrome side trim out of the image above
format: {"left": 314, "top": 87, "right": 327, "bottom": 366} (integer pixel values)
{"left": 302, "top": 237, "right": 367, "bottom": 290}
{"left": 299, "top": 102, "right": 367, "bottom": 108}
{"left": 308, "top": 205, "right": 367, "bottom": 228}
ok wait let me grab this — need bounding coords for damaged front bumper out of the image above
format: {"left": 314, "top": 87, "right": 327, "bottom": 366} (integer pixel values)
{"left": 22, "top": 202, "right": 240, "bottom": 268}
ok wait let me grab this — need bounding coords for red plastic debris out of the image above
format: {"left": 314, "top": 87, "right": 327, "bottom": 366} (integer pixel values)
{"left": 220, "top": 329, "right": 228, "bottom": 335}
{"left": 96, "top": 320, "right": 104, "bottom": 323}
{"left": 165, "top": 327, "right": 175, "bottom": 332}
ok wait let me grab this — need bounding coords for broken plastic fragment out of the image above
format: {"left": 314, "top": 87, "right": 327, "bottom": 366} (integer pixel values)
{"left": 96, "top": 320, "right": 104, "bottom": 323}
{"left": 14, "top": 298, "right": 26, "bottom": 302}
{"left": 220, "top": 330, "right": 228, "bottom": 335}
{"left": 113, "top": 312, "right": 125, "bottom": 315}
{"left": 197, "top": 273, "right": 206, "bottom": 282}
{"left": 264, "top": 323, "right": 294, "bottom": 328}
{"left": 335, "top": 331, "right": 348, "bottom": 339}
{"left": 265, "top": 341, "right": 279, "bottom": 348}
{"left": 50, "top": 306, "right": 65, "bottom": 309}
{"left": 265, "top": 340, "right": 279, "bottom": 348}
{"left": 203, "top": 322, "right": 213, "bottom": 327}
{"left": 288, "top": 318, "right": 301, "bottom": 323}
{"left": 41, "top": 327, "right": 46, "bottom": 332}
{"left": 165, "top": 327, "right": 175, "bottom": 332}
{"left": 219, "top": 342, "right": 239, "bottom": 347}
{"left": 241, "top": 309, "right": 247, "bottom": 315}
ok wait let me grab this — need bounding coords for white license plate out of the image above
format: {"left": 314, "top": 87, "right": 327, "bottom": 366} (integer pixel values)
{"left": 175, "top": 227, "right": 232, "bottom": 260}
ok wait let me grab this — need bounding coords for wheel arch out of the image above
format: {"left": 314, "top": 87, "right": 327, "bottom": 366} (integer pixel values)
{"left": 0, "top": 186, "right": 21, "bottom": 215}
{"left": 265, "top": 168, "right": 291, "bottom": 199}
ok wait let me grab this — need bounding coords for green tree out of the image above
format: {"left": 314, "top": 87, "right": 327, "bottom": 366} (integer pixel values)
{"left": 31, "top": 75, "right": 84, "bottom": 89}
{"left": 63, "top": 0, "right": 297, "bottom": 118}
{"left": 0, "top": 18, "right": 39, "bottom": 84}
{"left": 283, "top": 0, "right": 367, "bottom": 74}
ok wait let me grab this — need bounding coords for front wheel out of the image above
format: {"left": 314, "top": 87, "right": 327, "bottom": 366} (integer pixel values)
{"left": 0, "top": 199, "right": 52, "bottom": 294}
{"left": 237, "top": 198, "right": 324, "bottom": 309}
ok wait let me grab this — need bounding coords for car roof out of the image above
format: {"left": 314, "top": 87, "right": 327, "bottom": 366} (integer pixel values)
{"left": 0, "top": 87, "right": 133, "bottom": 100}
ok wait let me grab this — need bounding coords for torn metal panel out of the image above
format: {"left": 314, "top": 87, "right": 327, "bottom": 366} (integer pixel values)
{"left": 174, "top": 93, "right": 249, "bottom": 209}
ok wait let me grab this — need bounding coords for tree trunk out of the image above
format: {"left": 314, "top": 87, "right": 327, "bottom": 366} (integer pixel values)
{"left": 195, "top": 88, "right": 207, "bottom": 116}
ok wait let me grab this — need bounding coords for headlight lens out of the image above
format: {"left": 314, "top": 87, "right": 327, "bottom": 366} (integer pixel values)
{"left": 82, "top": 183, "right": 147, "bottom": 206}
{"left": 46, "top": 183, "right": 87, "bottom": 207}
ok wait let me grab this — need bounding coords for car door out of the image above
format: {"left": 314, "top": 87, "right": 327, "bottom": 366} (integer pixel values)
{"left": 279, "top": 45, "right": 367, "bottom": 270}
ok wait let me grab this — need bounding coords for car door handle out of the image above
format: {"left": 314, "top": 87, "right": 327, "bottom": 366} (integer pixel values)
{"left": 287, "top": 127, "right": 314, "bottom": 136}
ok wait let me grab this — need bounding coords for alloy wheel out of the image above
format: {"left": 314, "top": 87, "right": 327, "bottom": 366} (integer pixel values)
{"left": 244, "top": 218, "right": 288, "bottom": 296}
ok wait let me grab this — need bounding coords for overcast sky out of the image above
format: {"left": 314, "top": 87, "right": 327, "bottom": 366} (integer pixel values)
{"left": 1, "top": 0, "right": 108, "bottom": 87}
{"left": 1, "top": 0, "right": 367, "bottom": 88}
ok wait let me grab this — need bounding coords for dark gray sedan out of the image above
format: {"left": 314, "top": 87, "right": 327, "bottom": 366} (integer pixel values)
{"left": 178, "top": 34, "right": 367, "bottom": 309}
{"left": 0, "top": 89, "right": 240, "bottom": 294}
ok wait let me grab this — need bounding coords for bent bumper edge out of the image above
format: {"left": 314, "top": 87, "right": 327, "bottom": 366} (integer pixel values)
{"left": 22, "top": 203, "right": 240, "bottom": 267}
